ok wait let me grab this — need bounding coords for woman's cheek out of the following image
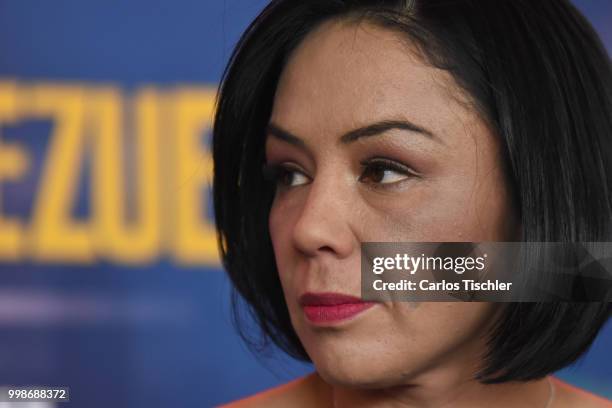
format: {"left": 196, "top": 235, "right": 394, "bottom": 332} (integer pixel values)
{"left": 269, "top": 193, "right": 295, "bottom": 246}
{"left": 269, "top": 198, "right": 300, "bottom": 283}
{"left": 356, "top": 182, "right": 459, "bottom": 242}
{"left": 369, "top": 172, "right": 506, "bottom": 242}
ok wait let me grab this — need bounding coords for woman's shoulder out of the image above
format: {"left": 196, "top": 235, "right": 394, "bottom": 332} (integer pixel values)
{"left": 218, "top": 372, "right": 331, "bottom": 408}
{"left": 551, "top": 376, "right": 612, "bottom": 408}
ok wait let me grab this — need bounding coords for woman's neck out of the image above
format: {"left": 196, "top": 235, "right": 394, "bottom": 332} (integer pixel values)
{"left": 312, "top": 372, "right": 552, "bottom": 408}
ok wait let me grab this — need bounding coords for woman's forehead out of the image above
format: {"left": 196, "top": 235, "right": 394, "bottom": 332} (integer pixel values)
{"left": 270, "top": 19, "right": 472, "bottom": 146}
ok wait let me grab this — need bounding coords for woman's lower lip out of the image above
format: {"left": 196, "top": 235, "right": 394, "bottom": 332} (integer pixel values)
{"left": 303, "top": 302, "right": 376, "bottom": 324}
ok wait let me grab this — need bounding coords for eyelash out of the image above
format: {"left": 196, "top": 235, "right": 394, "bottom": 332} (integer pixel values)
{"left": 358, "top": 157, "right": 420, "bottom": 187}
{"left": 262, "top": 162, "right": 308, "bottom": 188}
{"left": 262, "top": 157, "right": 419, "bottom": 189}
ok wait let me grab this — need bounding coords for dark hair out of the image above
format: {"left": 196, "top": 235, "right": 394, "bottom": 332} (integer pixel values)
{"left": 212, "top": 0, "right": 612, "bottom": 383}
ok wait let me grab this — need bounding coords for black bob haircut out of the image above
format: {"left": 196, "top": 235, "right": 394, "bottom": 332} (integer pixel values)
{"left": 212, "top": 0, "right": 612, "bottom": 383}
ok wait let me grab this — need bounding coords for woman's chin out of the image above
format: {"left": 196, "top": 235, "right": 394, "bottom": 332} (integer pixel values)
{"left": 316, "top": 367, "right": 386, "bottom": 389}
{"left": 310, "top": 353, "right": 417, "bottom": 390}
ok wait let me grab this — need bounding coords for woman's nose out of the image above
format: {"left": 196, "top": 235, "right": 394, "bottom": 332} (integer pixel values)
{"left": 290, "top": 176, "right": 355, "bottom": 259}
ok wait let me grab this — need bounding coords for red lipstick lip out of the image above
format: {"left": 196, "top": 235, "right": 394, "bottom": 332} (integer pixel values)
{"left": 298, "top": 292, "right": 366, "bottom": 306}
{"left": 298, "top": 292, "right": 376, "bottom": 324}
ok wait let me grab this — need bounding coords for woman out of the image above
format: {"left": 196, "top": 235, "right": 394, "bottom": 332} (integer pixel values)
{"left": 213, "top": 0, "right": 612, "bottom": 406}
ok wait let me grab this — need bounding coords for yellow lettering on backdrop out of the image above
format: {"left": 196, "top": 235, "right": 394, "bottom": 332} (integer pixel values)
{"left": 27, "top": 84, "right": 93, "bottom": 262}
{"left": 172, "top": 88, "right": 219, "bottom": 265}
{"left": 0, "top": 81, "right": 29, "bottom": 260}
{"left": 0, "top": 81, "right": 221, "bottom": 266}
{"left": 90, "top": 87, "right": 161, "bottom": 263}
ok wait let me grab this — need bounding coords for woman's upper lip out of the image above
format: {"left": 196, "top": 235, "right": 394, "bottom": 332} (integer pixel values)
{"left": 298, "top": 292, "right": 368, "bottom": 306}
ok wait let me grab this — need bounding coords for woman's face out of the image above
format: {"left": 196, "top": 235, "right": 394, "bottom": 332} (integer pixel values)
{"left": 266, "top": 19, "right": 518, "bottom": 387}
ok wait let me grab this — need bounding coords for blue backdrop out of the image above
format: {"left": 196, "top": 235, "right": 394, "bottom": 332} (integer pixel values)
{"left": 0, "top": 1, "right": 610, "bottom": 407}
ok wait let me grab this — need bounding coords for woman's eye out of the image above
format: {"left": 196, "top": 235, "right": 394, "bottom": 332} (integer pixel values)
{"left": 359, "top": 159, "right": 417, "bottom": 185}
{"left": 262, "top": 163, "right": 310, "bottom": 187}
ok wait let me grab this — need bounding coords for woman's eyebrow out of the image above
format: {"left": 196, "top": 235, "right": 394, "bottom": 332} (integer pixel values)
{"left": 266, "top": 123, "right": 307, "bottom": 148}
{"left": 266, "top": 119, "right": 442, "bottom": 147}
{"left": 341, "top": 120, "right": 441, "bottom": 144}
